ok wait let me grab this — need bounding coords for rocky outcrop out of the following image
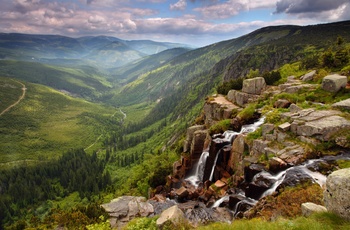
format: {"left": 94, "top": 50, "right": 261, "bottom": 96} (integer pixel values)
{"left": 183, "top": 125, "right": 206, "bottom": 154}
{"left": 101, "top": 196, "right": 154, "bottom": 229}
{"left": 324, "top": 168, "right": 350, "bottom": 221}
{"left": 227, "top": 77, "right": 266, "bottom": 107}
{"left": 204, "top": 95, "right": 239, "bottom": 126}
{"left": 322, "top": 74, "right": 347, "bottom": 93}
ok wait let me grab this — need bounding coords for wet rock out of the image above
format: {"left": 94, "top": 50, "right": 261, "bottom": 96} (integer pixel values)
{"left": 301, "top": 202, "right": 327, "bottom": 217}
{"left": 156, "top": 205, "right": 186, "bottom": 228}
{"left": 277, "top": 167, "right": 314, "bottom": 191}
{"left": 242, "top": 77, "right": 266, "bottom": 95}
{"left": 332, "top": 98, "right": 350, "bottom": 110}
{"left": 300, "top": 70, "right": 316, "bottom": 82}
{"left": 322, "top": 74, "right": 347, "bottom": 93}
{"left": 324, "top": 168, "right": 350, "bottom": 221}
{"left": 244, "top": 164, "right": 266, "bottom": 182}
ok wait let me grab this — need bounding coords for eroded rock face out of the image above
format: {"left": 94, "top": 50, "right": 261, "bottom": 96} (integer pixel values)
{"left": 324, "top": 168, "right": 350, "bottom": 221}
{"left": 322, "top": 74, "right": 347, "bottom": 93}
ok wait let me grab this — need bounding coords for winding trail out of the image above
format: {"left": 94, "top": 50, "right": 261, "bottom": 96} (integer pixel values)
{"left": 84, "top": 108, "right": 127, "bottom": 151}
{"left": 0, "top": 80, "right": 26, "bottom": 116}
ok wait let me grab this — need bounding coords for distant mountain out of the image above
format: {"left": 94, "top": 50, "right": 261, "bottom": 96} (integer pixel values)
{"left": 0, "top": 33, "right": 191, "bottom": 68}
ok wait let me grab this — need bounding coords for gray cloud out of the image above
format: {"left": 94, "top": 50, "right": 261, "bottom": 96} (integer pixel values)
{"left": 275, "top": 0, "right": 350, "bottom": 14}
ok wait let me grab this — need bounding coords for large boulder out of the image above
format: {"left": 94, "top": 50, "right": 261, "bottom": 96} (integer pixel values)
{"left": 301, "top": 202, "right": 327, "bottom": 217}
{"left": 322, "top": 74, "right": 347, "bottom": 93}
{"left": 324, "top": 168, "right": 350, "bottom": 221}
{"left": 332, "top": 98, "right": 350, "bottom": 110}
{"left": 156, "top": 205, "right": 186, "bottom": 228}
{"left": 242, "top": 77, "right": 266, "bottom": 95}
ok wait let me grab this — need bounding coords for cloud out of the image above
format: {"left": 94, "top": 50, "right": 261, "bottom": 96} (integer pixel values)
{"left": 170, "top": 0, "right": 187, "bottom": 11}
{"left": 193, "top": 0, "right": 277, "bottom": 19}
{"left": 275, "top": 0, "right": 350, "bottom": 20}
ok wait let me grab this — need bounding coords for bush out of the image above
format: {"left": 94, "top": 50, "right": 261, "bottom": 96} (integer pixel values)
{"left": 209, "top": 119, "right": 231, "bottom": 135}
{"left": 217, "top": 78, "right": 243, "bottom": 95}
{"left": 237, "top": 104, "right": 256, "bottom": 122}
{"left": 262, "top": 71, "right": 281, "bottom": 85}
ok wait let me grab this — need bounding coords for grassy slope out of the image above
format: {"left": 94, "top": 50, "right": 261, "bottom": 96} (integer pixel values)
{"left": 0, "top": 76, "right": 122, "bottom": 167}
{"left": 0, "top": 60, "right": 112, "bottom": 100}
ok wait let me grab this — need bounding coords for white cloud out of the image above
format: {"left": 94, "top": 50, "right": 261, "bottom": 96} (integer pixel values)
{"left": 170, "top": 0, "right": 187, "bottom": 11}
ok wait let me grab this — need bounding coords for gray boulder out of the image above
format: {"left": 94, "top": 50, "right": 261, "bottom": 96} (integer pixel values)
{"left": 242, "top": 77, "right": 266, "bottom": 95}
{"left": 324, "top": 168, "right": 350, "bottom": 221}
{"left": 332, "top": 98, "right": 350, "bottom": 110}
{"left": 301, "top": 202, "right": 327, "bottom": 217}
{"left": 322, "top": 74, "right": 347, "bottom": 93}
{"left": 300, "top": 70, "right": 316, "bottom": 82}
{"left": 156, "top": 205, "right": 186, "bottom": 227}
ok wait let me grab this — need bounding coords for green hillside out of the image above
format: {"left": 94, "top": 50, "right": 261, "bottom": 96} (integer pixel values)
{"left": 0, "top": 60, "right": 112, "bottom": 100}
{"left": 0, "top": 77, "right": 122, "bottom": 167}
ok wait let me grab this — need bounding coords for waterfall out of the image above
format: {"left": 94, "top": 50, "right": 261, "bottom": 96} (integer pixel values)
{"left": 209, "top": 149, "right": 222, "bottom": 181}
{"left": 186, "top": 151, "right": 209, "bottom": 187}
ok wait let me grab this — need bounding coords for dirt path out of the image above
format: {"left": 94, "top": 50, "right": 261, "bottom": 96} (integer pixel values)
{"left": 0, "top": 80, "right": 26, "bottom": 116}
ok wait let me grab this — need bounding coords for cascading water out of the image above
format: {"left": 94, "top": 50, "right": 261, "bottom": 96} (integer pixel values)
{"left": 186, "top": 151, "right": 209, "bottom": 187}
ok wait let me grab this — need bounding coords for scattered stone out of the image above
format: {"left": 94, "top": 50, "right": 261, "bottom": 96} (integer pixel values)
{"left": 262, "top": 123, "right": 274, "bottom": 136}
{"left": 301, "top": 202, "right": 327, "bottom": 217}
{"left": 300, "top": 70, "right": 316, "bottom": 82}
{"left": 322, "top": 74, "right": 347, "bottom": 93}
{"left": 332, "top": 98, "right": 350, "bottom": 110}
{"left": 289, "top": 103, "right": 301, "bottom": 113}
{"left": 156, "top": 205, "right": 186, "bottom": 227}
{"left": 274, "top": 99, "right": 291, "bottom": 108}
{"left": 214, "top": 180, "right": 226, "bottom": 188}
{"left": 324, "top": 168, "right": 350, "bottom": 221}
{"left": 278, "top": 122, "right": 291, "bottom": 132}
{"left": 242, "top": 77, "right": 266, "bottom": 95}
{"left": 176, "top": 187, "right": 189, "bottom": 200}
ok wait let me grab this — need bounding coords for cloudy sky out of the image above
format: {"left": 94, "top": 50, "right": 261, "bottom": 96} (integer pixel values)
{"left": 1, "top": 0, "right": 349, "bottom": 46}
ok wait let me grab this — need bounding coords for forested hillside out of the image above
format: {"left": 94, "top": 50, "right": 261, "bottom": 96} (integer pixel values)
{"left": 0, "top": 20, "right": 350, "bottom": 229}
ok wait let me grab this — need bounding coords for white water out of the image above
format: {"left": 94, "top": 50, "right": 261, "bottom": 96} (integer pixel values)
{"left": 186, "top": 151, "right": 209, "bottom": 187}
{"left": 260, "top": 159, "right": 327, "bottom": 198}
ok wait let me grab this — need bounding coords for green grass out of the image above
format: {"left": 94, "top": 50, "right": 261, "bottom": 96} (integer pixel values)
{"left": 198, "top": 212, "right": 350, "bottom": 230}
{"left": 0, "top": 78, "right": 120, "bottom": 167}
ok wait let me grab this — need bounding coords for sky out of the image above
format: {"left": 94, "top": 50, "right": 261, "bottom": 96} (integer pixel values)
{"left": 0, "top": 0, "right": 349, "bottom": 47}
